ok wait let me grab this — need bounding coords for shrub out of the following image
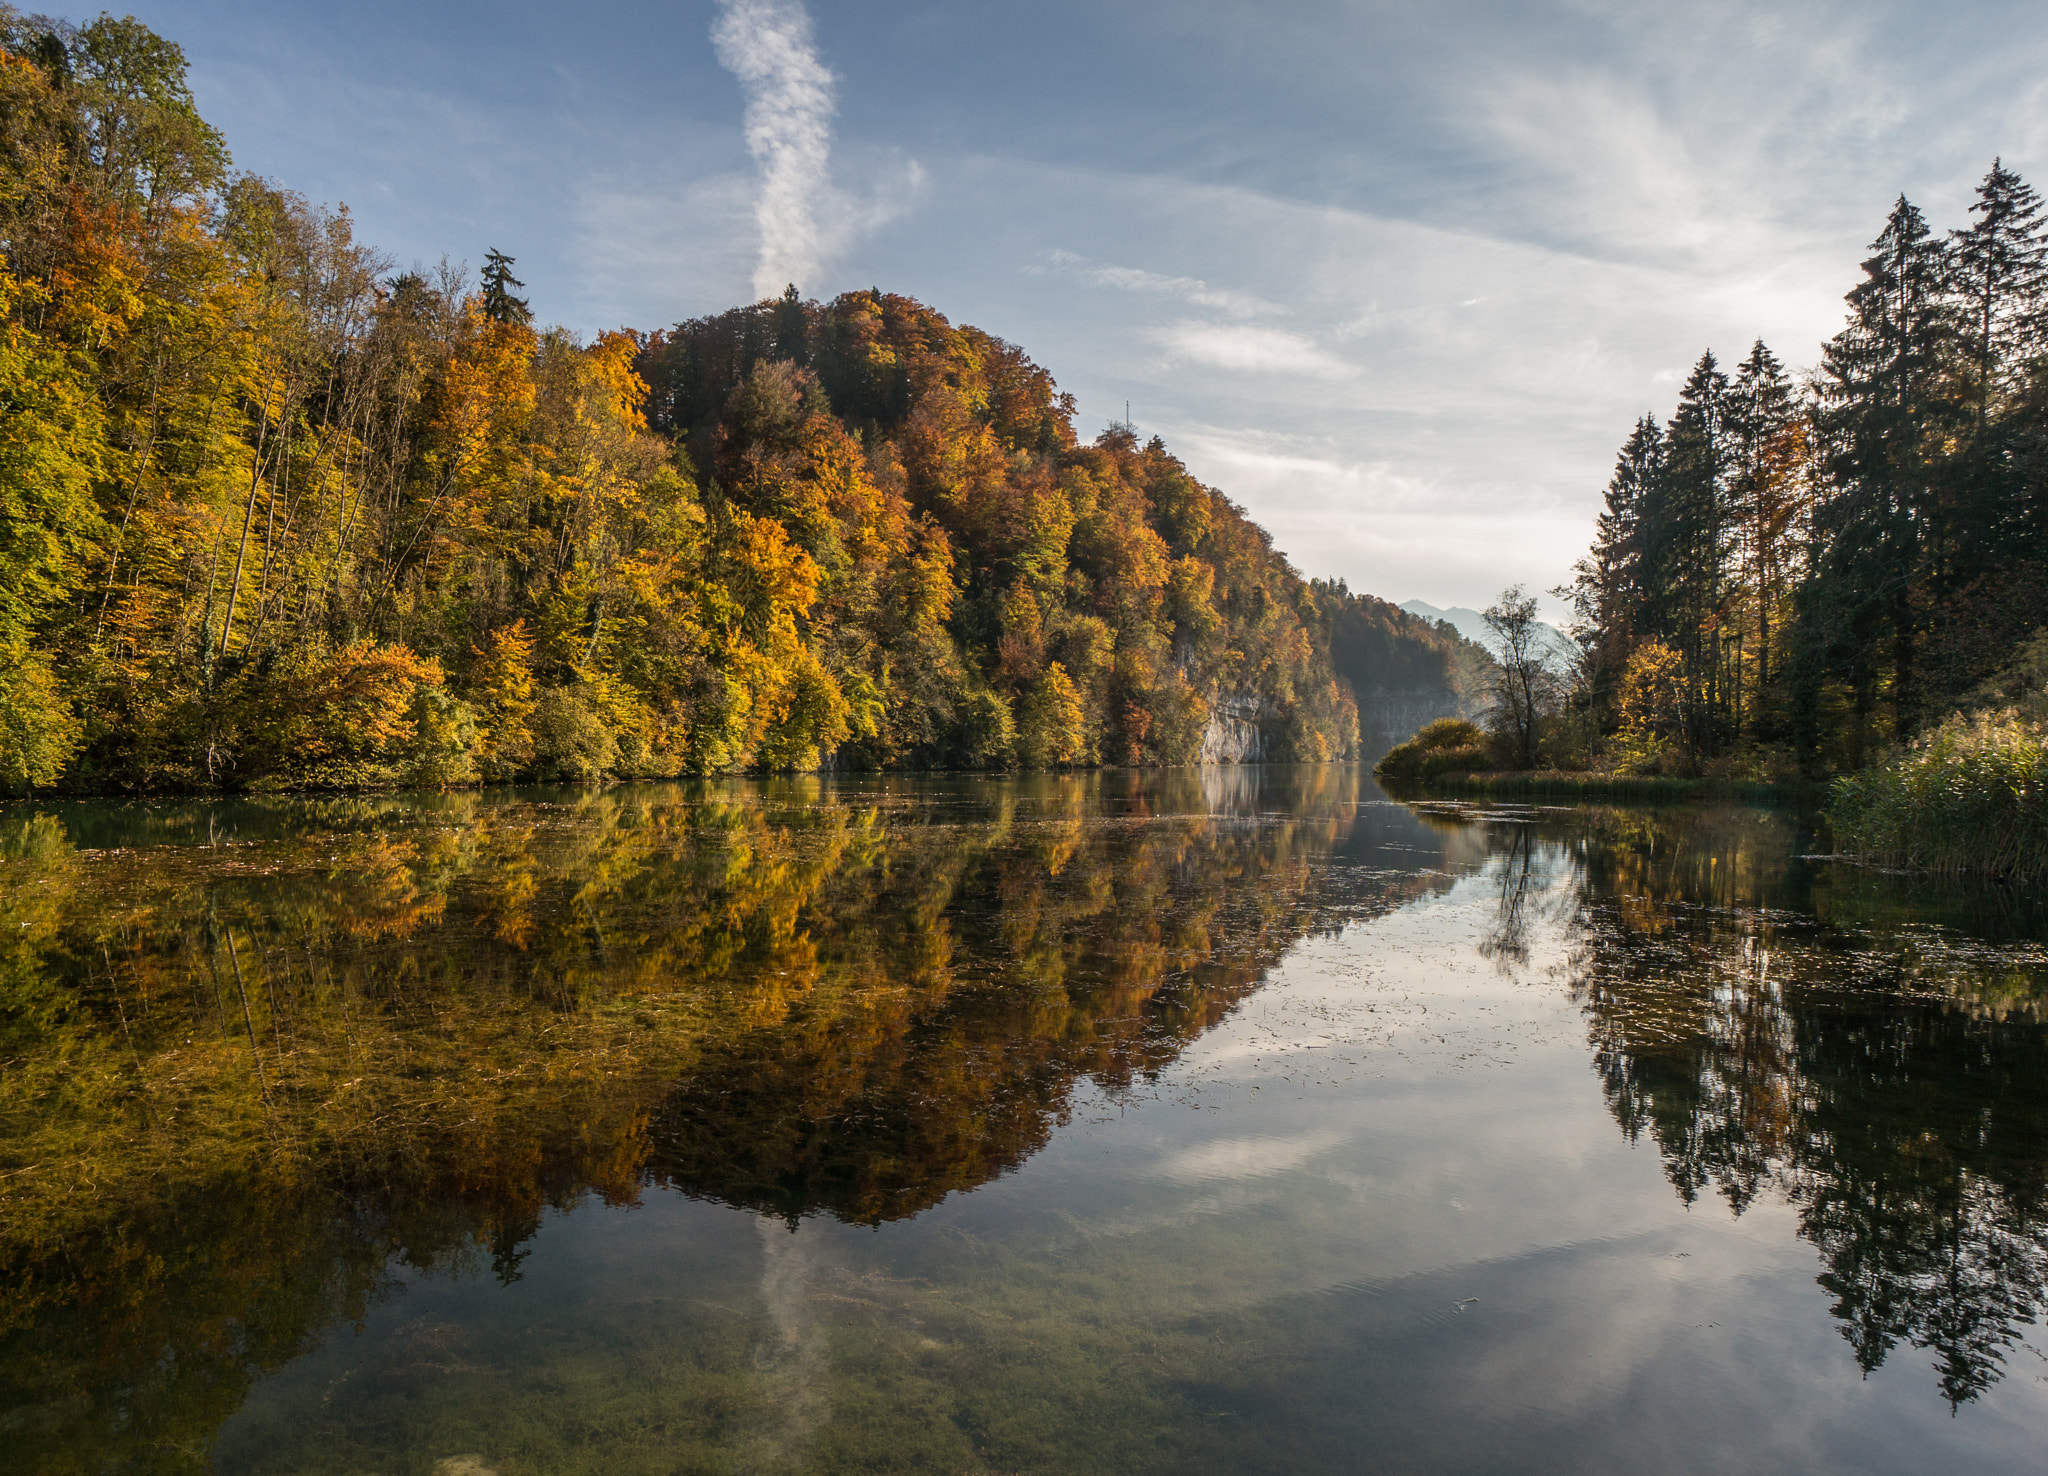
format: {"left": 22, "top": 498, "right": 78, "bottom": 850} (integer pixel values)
{"left": 531, "top": 687, "right": 619, "bottom": 782}
{"left": 1374, "top": 717, "right": 1492, "bottom": 780}
{"left": 1417, "top": 743, "right": 1496, "bottom": 777}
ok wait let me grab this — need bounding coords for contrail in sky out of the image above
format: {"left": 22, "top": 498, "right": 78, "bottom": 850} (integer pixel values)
{"left": 712, "top": 0, "right": 835, "bottom": 299}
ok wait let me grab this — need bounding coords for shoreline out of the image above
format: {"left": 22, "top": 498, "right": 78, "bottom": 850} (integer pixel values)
{"left": 0, "top": 760, "right": 1357, "bottom": 807}
{"left": 1381, "top": 769, "right": 1808, "bottom": 806}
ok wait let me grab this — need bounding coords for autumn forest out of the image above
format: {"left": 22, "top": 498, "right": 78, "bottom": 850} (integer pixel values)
{"left": 0, "top": 13, "right": 1487, "bottom": 796}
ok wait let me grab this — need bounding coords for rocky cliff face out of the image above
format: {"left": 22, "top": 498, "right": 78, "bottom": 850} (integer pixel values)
{"left": 1199, "top": 695, "right": 1269, "bottom": 764}
{"left": 1196, "top": 684, "right": 1481, "bottom": 767}
{"left": 1356, "top": 685, "right": 1486, "bottom": 762}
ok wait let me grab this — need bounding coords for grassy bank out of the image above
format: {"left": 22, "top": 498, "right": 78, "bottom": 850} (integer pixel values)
{"left": 1395, "top": 770, "right": 1801, "bottom": 806}
{"left": 1375, "top": 720, "right": 1803, "bottom": 807}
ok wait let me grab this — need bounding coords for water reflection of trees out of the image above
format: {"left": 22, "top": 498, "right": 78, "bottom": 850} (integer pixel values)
{"left": 0, "top": 766, "right": 1440, "bottom": 1473}
{"left": 1482, "top": 802, "right": 2048, "bottom": 1406}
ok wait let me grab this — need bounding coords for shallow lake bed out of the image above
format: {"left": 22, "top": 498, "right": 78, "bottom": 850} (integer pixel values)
{"left": 5, "top": 768, "right": 2046, "bottom": 1473}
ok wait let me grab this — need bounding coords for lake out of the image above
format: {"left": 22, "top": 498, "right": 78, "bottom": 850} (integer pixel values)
{"left": 5, "top": 766, "right": 2047, "bottom": 1474}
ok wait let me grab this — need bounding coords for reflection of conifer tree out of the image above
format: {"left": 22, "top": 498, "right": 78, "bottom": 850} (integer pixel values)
{"left": 1792, "top": 999, "right": 2048, "bottom": 1406}
{"left": 1557, "top": 806, "right": 2048, "bottom": 1402}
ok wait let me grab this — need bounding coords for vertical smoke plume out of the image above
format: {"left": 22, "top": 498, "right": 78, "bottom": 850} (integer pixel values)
{"left": 712, "top": 0, "right": 836, "bottom": 299}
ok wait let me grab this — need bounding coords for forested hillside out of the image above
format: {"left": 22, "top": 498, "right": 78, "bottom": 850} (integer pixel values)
{"left": 0, "top": 13, "right": 1483, "bottom": 795}
{"left": 1565, "top": 163, "right": 2048, "bottom": 781}
{"left": 1308, "top": 585, "right": 1488, "bottom": 757}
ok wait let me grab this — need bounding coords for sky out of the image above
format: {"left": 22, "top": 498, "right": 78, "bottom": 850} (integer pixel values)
{"left": 123, "top": 0, "right": 2048, "bottom": 613}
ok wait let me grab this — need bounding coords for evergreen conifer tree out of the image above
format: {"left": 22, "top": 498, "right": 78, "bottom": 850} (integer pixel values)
{"left": 1817, "top": 196, "right": 1957, "bottom": 736}
{"left": 772, "top": 283, "right": 808, "bottom": 364}
{"left": 1952, "top": 160, "right": 2048, "bottom": 416}
{"left": 1570, "top": 415, "right": 1661, "bottom": 719}
{"left": 1727, "top": 341, "right": 1798, "bottom": 727}
{"left": 480, "top": 249, "right": 531, "bottom": 325}
{"left": 1657, "top": 352, "right": 1732, "bottom": 750}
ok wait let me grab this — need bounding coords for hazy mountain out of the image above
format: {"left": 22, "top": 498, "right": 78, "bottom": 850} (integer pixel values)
{"left": 1400, "top": 600, "right": 1577, "bottom": 669}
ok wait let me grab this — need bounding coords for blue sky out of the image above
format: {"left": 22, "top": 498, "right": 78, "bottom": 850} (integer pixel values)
{"left": 130, "top": 0, "right": 2048, "bottom": 611}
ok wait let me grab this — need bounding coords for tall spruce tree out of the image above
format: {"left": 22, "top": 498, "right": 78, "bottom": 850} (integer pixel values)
{"left": 1937, "top": 164, "right": 2048, "bottom": 696}
{"left": 1815, "top": 196, "right": 1956, "bottom": 739}
{"left": 1952, "top": 161, "right": 2047, "bottom": 417}
{"left": 772, "top": 283, "right": 808, "bottom": 364}
{"left": 1727, "top": 341, "right": 1799, "bottom": 729}
{"left": 480, "top": 248, "right": 531, "bottom": 325}
{"left": 1570, "top": 414, "right": 1662, "bottom": 720}
{"left": 1656, "top": 352, "right": 1733, "bottom": 751}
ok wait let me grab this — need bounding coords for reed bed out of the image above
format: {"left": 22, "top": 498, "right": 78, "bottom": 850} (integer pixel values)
{"left": 1830, "top": 710, "right": 2048, "bottom": 882}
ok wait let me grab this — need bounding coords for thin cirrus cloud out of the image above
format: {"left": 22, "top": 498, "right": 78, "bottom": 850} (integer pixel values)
{"left": 1038, "top": 250, "right": 1283, "bottom": 318}
{"left": 1147, "top": 323, "right": 1356, "bottom": 379}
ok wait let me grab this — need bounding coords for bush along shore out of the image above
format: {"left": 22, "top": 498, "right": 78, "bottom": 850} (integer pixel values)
{"left": 1389, "top": 769, "right": 1801, "bottom": 807}
{"left": 1375, "top": 725, "right": 1799, "bottom": 803}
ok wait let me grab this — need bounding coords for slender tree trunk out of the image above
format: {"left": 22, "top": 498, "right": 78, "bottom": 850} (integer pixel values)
{"left": 219, "top": 387, "right": 278, "bottom": 658}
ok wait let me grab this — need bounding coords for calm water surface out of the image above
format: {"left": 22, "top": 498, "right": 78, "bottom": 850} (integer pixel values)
{"left": 5, "top": 766, "right": 2048, "bottom": 1474}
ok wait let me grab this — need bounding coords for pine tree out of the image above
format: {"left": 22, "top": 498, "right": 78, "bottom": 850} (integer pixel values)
{"left": 1951, "top": 160, "right": 2047, "bottom": 417}
{"left": 1569, "top": 415, "right": 1661, "bottom": 720}
{"left": 772, "top": 283, "right": 807, "bottom": 364}
{"left": 480, "top": 249, "right": 531, "bottom": 325}
{"left": 1938, "top": 163, "right": 2048, "bottom": 693}
{"left": 1656, "top": 352, "right": 1732, "bottom": 751}
{"left": 1816, "top": 196, "right": 1957, "bottom": 737}
{"left": 1727, "top": 340, "right": 1800, "bottom": 730}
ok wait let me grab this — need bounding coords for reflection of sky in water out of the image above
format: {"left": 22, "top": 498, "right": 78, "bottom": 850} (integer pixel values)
{"left": 5, "top": 772, "right": 2047, "bottom": 1473}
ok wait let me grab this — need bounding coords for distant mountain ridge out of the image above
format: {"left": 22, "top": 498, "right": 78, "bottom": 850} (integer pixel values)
{"left": 1399, "top": 600, "right": 1577, "bottom": 669}
{"left": 1312, "top": 584, "right": 1492, "bottom": 759}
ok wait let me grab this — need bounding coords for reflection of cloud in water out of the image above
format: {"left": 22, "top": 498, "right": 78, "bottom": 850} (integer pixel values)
{"left": 1150, "top": 1130, "right": 1347, "bottom": 1184}
{"left": 751, "top": 1217, "right": 828, "bottom": 1465}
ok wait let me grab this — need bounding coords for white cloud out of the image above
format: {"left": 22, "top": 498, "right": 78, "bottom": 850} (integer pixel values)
{"left": 712, "top": 0, "right": 838, "bottom": 298}
{"left": 1147, "top": 321, "right": 1354, "bottom": 378}
{"left": 1041, "top": 250, "right": 1282, "bottom": 317}
{"left": 1151, "top": 1130, "right": 1347, "bottom": 1184}
{"left": 710, "top": 0, "right": 924, "bottom": 300}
